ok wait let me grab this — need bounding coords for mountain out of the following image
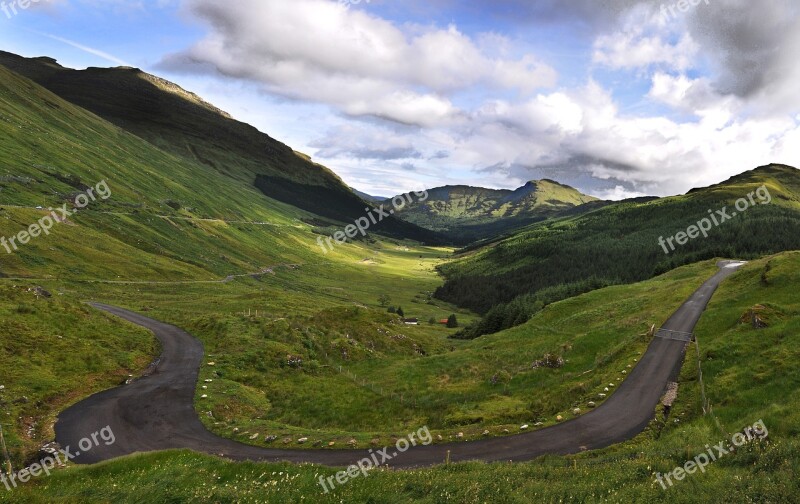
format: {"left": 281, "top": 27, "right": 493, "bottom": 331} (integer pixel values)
{"left": 0, "top": 58, "right": 443, "bottom": 280}
{"left": 351, "top": 188, "right": 387, "bottom": 203}
{"left": 436, "top": 164, "right": 800, "bottom": 328}
{"left": 389, "top": 179, "right": 598, "bottom": 243}
{"left": 0, "top": 51, "right": 439, "bottom": 244}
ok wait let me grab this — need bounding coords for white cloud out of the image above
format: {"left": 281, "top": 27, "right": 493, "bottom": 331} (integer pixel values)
{"left": 41, "top": 33, "right": 130, "bottom": 66}
{"left": 592, "top": 5, "right": 698, "bottom": 71}
{"left": 591, "top": 185, "right": 648, "bottom": 201}
{"left": 158, "top": 0, "right": 556, "bottom": 127}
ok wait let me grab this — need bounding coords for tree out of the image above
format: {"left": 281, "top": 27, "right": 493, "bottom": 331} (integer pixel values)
{"left": 447, "top": 314, "right": 458, "bottom": 328}
{"left": 387, "top": 306, "right": 396, "bottom": 313}
{"left": 397, "top": 306, "right": 405, "bottom": 318}
{"left": 378, "top": 294, "right": 391, "bottom": 307}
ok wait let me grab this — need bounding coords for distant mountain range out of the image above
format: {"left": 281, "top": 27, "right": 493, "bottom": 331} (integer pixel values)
{"left": 388, "top": 179, "right": 598, "bottom": 243}
{"left": 436, "top": 164, "right": 800, "bottom": 314}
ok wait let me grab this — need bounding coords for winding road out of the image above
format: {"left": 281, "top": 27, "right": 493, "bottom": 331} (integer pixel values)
{"left": 54, "top": 261, "right": 746, "bottom": 469}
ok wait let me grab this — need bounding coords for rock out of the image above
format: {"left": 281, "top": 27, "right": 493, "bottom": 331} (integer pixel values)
{"left": 604, "top": 387, "right": 609, "bottom": 392}
{"left": 534, "top": 422, "right": 544, "bottom": 427}
{"left": 599, "top": 393, "right": 607, "bottom": 398}
{"left": 313, "top": 440, "right": 322, "bottom": 447}
{"left": 556, "top": 415, "right": 563, "bottom": 422}
{"left": 202, "top": 386, "right": 207, "bottom": 389}
{"left": 283, "top": 437, "right": 292, "bottom": 444}
{"left": 502, "top": 429, "right": 510, "bottom": 434}
{"left": 233, "top": 427, "right": 239, "bottom": 433}
{"left": 38, "top": 442, "right": 64, "bottom": 466}
{"left": 298, "top": 437, "right": 308, "bottom": 444}
{"left": 207, "top": 362, "right": 216, "bottom": 366}
{"left": 436, "top": 434, "right": 443, "bottom": 441}
{"left": 250, "top": 433, "right": 259, "bottom": 440}
{"left": 348, "top": 439, "right": 358, "bottom": 446}
{"left": 205, "top": 379, "right": 213, "bottom": 383}
{"left": 328, "top": 441, "right": 336, "bottom": 447}
{"left": 520, "top": 425, "right": 529, "bottom": 430}
{"left": 483, "top": 430, "right": 491, "bottom": 436}
{"left": 587, "top": 402, "right": 596, "bottom": 408}
{"left": 622, "top": 370, "right": 627, "bottom": 374}
{"left": 264, "top": 435, "right": 278, "bottom": 443}
{"left": 34, "top": 286, "right": 52, "bottom": 298}
{"left": 456, "top": 432, "right": 464, "bottom": 439}
{"left": 573, "top": 408, "right": 581, "bottom": 415}
{"left": 609, "top": 383, "right": 615, "bottom": 387}
{"left": 370, "top": 438, "right": 380, "bottom": 446}
{"left": 200, "top": 394, "right": 208, "bottom": 399}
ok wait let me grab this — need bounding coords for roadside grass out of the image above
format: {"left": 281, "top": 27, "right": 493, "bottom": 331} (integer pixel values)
{"left": 3, "top": 252, "right": 799, "bottom": 503}
{"left": 0, "top": 285, "right": 155, "bottom": 466}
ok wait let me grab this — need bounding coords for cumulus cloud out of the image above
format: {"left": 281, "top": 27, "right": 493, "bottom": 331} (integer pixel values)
{"left": 592, "top": 5, "right": 699, "bottom": 72}
{"left": 158, "top": 0, "right": 557, "bottom": 126}
{"left": 309, "top": 124, "right": 423, "bottom": 160}
{"left": 687, "top": 0, "right": 800, "bottom": 113}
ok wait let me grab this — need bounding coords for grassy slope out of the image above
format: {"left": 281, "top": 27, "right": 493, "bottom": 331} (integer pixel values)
{"left": 3, "top": 252, "right": 799, "bottom": 503}
{"left": 0, "top": 52, "right": 439, "bottom": 244}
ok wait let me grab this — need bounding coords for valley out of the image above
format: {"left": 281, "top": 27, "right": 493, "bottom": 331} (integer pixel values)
{"left": 0, "top": 27, "right": 798, "bottom": 502}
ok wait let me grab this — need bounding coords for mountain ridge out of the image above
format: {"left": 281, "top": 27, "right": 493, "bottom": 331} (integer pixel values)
{"left": 388, "top": 178, "right": 598, "bottom": 243}
{"left": 0, "top": 50, "right": 440, "bottom": 244}
{"left": 436, "top": 163, "right": 800, "bottom": 315}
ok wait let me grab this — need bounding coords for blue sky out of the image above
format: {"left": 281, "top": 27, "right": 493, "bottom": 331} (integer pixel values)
{"left": 2, "top": 0, "right": 799, "bottom": 199}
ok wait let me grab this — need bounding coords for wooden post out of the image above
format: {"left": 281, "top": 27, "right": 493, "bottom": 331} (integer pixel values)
{"left": 0, "top": 424, "right": 13, "bottom": 475}
{"left": 695, "top": 337, "right": 708, "bottom": 415}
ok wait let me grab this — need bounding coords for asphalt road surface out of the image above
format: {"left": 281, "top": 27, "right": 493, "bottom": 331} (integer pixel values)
{"left": 55, "top": 261, "right": 746, "bottom": 469}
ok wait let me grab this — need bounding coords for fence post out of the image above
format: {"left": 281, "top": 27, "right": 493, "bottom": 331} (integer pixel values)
{"left": 694, "top": 337, "right": 708, "bottom": 415}
{"left": 0, "top": 424, "right": 13, "bottom": 475}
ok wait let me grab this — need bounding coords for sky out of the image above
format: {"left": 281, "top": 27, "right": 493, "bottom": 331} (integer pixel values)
{"left": 1, "top": 0, "right": 799, "bottom": 199}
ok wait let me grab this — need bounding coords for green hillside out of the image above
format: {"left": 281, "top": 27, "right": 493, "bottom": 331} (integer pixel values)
{"left": 0, "top": 51, "right": 439, "bottom": 244}
{"left": 0, "top": 59, "right": 476, "bottom": 464}
{"left": 390, "top": 179, "right": 598, "bottom": 243}
{"left": 436, "top": 164, "right": 800, "bottom": 322}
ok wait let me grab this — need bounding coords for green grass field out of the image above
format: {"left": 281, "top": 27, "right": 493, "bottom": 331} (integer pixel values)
{"left": 1, "top": 252, "right": 798, "bottom": 503}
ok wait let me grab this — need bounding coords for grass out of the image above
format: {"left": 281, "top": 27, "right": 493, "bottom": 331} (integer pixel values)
{"left": 2, "top": 253, "right": 800, "bottom": 502}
